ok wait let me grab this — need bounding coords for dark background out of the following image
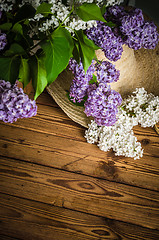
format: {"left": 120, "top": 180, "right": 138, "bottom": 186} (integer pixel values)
{"left": 124, "top": 0, "right": 159, "bottom": 25}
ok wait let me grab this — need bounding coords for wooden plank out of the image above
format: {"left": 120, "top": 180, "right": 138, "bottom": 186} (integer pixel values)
{"left": 0, "top": 193, "right": 159, "bottom": 240}
{"left": 0, "top": 235, "right": 19, "bottom": 240}
{"left": 0, "top": 193, "right": 115, "bottom": 240}
{"left": 0, "top": 118, "right": 159, "bottom": 191}
{"left": 0, "top": 157, "right": 159, "bottom": 230}
{"left": 36, "top": 90, "right": 58, "bottom": 107}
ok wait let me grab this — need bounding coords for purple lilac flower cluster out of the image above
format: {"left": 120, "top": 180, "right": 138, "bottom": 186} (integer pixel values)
{"left": 86, "top": 6, "right": 159, "bottom": 58}
{"left": 85, "top": 83, "right": 122, "bottom": 126}
{"left": 104, "top": 6, "right": 159, "bottom": 50}
{"left": 69, "top": 59, "right": 122, "bottom": 126}
{"left": 96, "top": 61, "right": 120, "bottom": 83}
{"left": 0, "top": 80, "right": 37, "bottom": 123}
{"left": 0, "top": 31, "right": 7, "bottom": 51}
{"left": 0, "top": 11, "right": 7, "bottom": 51}
{"left": 86, "top": 22, "right": 123, "bottom": 62}
{"left": 69, "top": 58, "right": 95, "bottom": 103}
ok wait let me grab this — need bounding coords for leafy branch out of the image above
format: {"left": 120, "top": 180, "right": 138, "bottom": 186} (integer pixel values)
{"left": 0, "top": 2, "right": 109, "bottom": 99}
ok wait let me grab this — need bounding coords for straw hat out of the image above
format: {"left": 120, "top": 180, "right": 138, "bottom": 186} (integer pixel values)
{"left": 47, "top": 42, "right": 159, "bottom": 128}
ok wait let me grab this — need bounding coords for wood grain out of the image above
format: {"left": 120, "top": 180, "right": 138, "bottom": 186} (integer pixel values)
{"left": 0, "top": 192, "right": 159, "bottom": 240}
{"left": 0, "top": 95, "right": 158, "bottom": 191}
{"left": 0, "top": 156, "right": 159, "bottom": 230}
{"left": 0, "top": 91, "right": 159, "bottom": 239}
{"left": 0, "top": 193, "right": 159, "bottom": 240}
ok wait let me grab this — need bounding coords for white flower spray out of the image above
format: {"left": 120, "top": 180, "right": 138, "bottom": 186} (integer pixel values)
{"left": 0, "top": 1, "right": 124, "bottom": 33}
{"left": 85, "top": 88, "right": 159, "bottom": 159}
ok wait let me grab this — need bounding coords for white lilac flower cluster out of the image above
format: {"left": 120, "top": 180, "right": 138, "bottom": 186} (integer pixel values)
{"left": 85, "top": 88, "right": 159, "bottom": 159}
{"left": 0, "top": 0, "right": 40, "bottom": 11}
{"left": 30, "top": 0, "right": 124, "bottom": 33}
{"left": 122, "top": 88, "right": 159, "bottom": 127}
{"left": 19, "top": 0, "right": 41, "bottom": 8}
{"left": 0, "top": 0, "right": 15, "bottom": 12}
{"left": 105, "top": 0, "right": 124, "bottom": 6}
{"left": 68, "top": 0, "right": 124, "bottom": 7}
{"left": 36, "top": 0, "right": 96, "bottom": 33}
{"left": 0, "top": 0, "right": 124, "bottom": 33}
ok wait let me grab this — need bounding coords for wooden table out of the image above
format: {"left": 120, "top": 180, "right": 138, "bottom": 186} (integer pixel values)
{"left": 0, "top": 91, "right": 159, "bottom": 240}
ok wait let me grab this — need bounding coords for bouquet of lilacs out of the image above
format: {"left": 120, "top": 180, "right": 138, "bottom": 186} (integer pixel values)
{"left": 68, "top": 4, "right": 159, "bottom": 159}
{"left": 0, "top": 0, "right": 123, "bottom": 122}
{"left": 0, "top": 0, "right": 159, "bottom": 159}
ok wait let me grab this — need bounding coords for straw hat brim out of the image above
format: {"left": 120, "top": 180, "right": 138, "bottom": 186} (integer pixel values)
{"left": 46, "top": 43, "right": 159, "bottom": 129}
{"left": 46, "top": 70, "right": 91, "bottom": 128}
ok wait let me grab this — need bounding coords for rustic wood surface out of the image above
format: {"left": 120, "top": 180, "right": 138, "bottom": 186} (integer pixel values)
{"left": 0, "top": 91, "right": 159, "bottom": 240}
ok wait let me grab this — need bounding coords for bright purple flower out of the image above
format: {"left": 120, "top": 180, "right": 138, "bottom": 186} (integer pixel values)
{"left": 96, "top": 61, "right": 120, "bottom": 83}
{"left": 86, "top": 22, "right": 123, "bottom": 61}
{"left": 0, "top": 80, "right": 37, "bottom": 123}
{"left": 96, "top": 6, "right": 159, "bottom": 51}
{"left": 104, "top": 5, "right": 125, "bottom": 24}
{"left": 69, "top": 58, "right": 122, "bottom": 126}
{"left": 124, "top": 27, "right": 142, "bottom": 50}
{"left": 84, "top": 83, "right": 122, "bottom": 126}
{"left": 141, "top": 21, "right": 159, "bottom": 49}
{"left": 120, "top": 8, "right": 144, "bottom": 34}
{"left": 69, "top": 59, "right": 95, "bottom": 103}
{"left": 0, "top": 32, "right": 7, "bottom": 50}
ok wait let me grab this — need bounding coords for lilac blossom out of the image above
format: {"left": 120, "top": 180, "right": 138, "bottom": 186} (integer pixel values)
{"left": 69, "top": 58, "right": 95, "bottom": 103}
{"left": 119, "top": 8, "right": 144, "bottom": 34}
{"left": 0, "top": 31, "right": 7, "bottom": 51}
{"left": 141, "top": 21, "right": 159, "bottom": 49}
{"left": 124, "top": 27, "right": 143, "bottom": 50}
{"left": 110, "top": 6, "right": 159, "bottom": 50}
{"left": 96, "top": 61, "right": 120, "bottom": 83}
{"left": 104, "top": 5, "right": 125, "bottom": 24}
{"left": 84, "top": 83, "right": 122, "bottom": 126}
{"left": 86, "top": 22, "right": 123, "bottom": 62}
{"left": 69, "top": 59, "right": 122, "bottom": 126}
{"left": 86, "top": 6, "right": 159, "bottom": 54}
{"left": 0, "top": 80, "right": 37, "bottom": 123}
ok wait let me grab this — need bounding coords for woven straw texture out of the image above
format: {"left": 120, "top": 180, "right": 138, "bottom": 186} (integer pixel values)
{"left": 47, "top": 43, "right": 159, "bottom": 128}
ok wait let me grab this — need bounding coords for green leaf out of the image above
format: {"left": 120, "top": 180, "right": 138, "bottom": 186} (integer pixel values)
{"left": 52, "top": 27, "right": 73, "bottom": 46}
{"left": 72, "top": 41, "right": 80, "bottom": 64}
{"left": 0, "top": 23, "right": 12, "bottom": 31}
{"left": 4, "top": 43, "right": 25, "bottom": 57}
{"left": 66, "top": 92, "right": 87, "bottom": 107}
{"left": 36, "top": 2, "right": 52, "bottom": 16}
{"left": 0, "top": 57, "right": 20, "bottom": 84}
{"left": 29, "top": 55, "right": 48, "bottom": 100}
{"left": 24, "top": 19, "right": 30, "bottom": 25}
{"left": 76, "top": 3, "right": 106, "bottom": 22}
{"left": 82, "top": 32, "right": 100, "bottom": 50}
{"left": 106, "top": 21, "right": 116, "bottom": 28}
{"left": 76, "top": 30, "right": 98, "bottom": 72}
{"left": 18, "top": 58, "right": 30, "bottom": 88}
{"left": 6, "top": 12, "right": 14, "bottom": 20}
{"left": 101, "top": 5, "right": 106, "bottom": 15}
{"left": 89, "top": 74, "right": 97, "bottom": 84}
{"left": 40, "top": 27, "right": 74, "bottom": 84}
{"left": 12, "top": 23, "right": 23, "bottom": 35}
{"left": 14, "top": 4, "right": 36, "bottom": 23}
